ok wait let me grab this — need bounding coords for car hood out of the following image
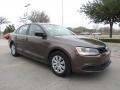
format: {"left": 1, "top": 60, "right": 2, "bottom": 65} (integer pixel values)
{"left": 54, "top": 35, "right": 106, "bottom": 48}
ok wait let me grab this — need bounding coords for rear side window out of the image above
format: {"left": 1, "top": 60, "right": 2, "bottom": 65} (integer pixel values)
{"left": 29, "top": 24, "right": 44, "bottom": 36}
{"left": 17, "top": 25, "right": 29, "bottom": 35}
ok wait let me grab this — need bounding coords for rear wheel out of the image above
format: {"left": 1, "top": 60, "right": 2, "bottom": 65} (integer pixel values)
{"left": 10, "top": 43, "right": 19, "bottom": 56}
{"left": 49, "top": 51, "right": 71, "bottom": 77}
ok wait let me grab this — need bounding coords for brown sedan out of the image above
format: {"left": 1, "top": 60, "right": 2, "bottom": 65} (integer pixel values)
{"left": 9, "top": 23, "right": 111, "bottom": 77}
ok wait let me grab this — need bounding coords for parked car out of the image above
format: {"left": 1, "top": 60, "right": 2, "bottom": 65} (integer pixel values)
{"left": 9, "top": 23, "right": 111, "bottom": 77}
{"left": 3, "top": 33, "right": 11, "bottom": 40}
{"left": 80, "top": 32, "right": 90, "bottom": 35}
{"left": 92, "top": 33, "right": 101, "bottom": 35}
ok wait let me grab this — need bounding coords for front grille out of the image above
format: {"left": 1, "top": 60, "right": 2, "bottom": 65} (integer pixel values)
{"left": 97, "top": 47, "right": 107, "bottom": 53}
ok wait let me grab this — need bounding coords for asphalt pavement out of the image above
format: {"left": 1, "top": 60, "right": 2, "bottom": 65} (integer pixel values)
{"left": 0, "top": 39, "right": 120, "bottom": 90}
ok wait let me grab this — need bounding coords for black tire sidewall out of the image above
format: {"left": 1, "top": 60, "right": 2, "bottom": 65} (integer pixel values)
{"left": 10, "top": 43, "right": 18, "bottom": 56}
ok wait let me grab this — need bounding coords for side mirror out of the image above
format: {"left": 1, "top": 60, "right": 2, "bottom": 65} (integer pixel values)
{"left": 35, "top": 32, "right": 46, "bottom": 38}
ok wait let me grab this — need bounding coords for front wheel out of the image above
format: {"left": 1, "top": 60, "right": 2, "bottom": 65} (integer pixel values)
{"left": 49, "top": 51, "right": 71, "bottom": 77}
{"left": 10, "top": 43, "right": 19, "bottom": 56}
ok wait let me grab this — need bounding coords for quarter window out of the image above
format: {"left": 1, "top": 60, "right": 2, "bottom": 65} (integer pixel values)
{"left": 18, "top": 25, "right": 29, "bottom": 35}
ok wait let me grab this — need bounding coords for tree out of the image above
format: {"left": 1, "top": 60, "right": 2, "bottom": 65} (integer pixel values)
{"left": 3, "top": 25, "right": 15, "bottom": 34}
{"left": 81, "top": 0, "right": 120, "bottom": 38}
{"left": 28, "top": 10, "right": 50, "bottom": 23}
{"left": 0, "top": 17, "right": 9, "bottom": 37}
{"left": 0, "top": 17, "right": 9, "bottom": 25}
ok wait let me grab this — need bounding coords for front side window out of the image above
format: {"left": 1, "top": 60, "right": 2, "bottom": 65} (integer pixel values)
{"left": 29, "top": 24, "right": 44, "bottom": 36}
{"left": 17, "top": 25, "right": 29, "bottom": 35}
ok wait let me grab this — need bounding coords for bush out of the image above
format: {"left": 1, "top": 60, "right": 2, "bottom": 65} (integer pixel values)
{"left": 100, "top": 39, "right": 120, "bottom": 43}
{"left": 3, "top": 25, "right": 15, "bottom": 35}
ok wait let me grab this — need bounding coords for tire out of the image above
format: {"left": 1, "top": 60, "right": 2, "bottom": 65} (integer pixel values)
{"left": 49, "top": 51, "right": 71, "bottom": 77}
{"left": 10, "top": 43, "right": 19, "bottom": 57}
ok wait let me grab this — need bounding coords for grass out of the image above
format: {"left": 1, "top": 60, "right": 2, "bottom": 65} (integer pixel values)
{"left": 83, "top": 35, "right": 120, "bottom": 39}
{"left": 100, "top": 38, "right": 120, "bottom": 43}
{"left": 82, "top": 35, "right": 120, "bottom": 43}
{"left": 99, "top": 35, "right": 120, "bottom": 39}
{"left": 96, "top": 35, "right": 120, "bottom": 43}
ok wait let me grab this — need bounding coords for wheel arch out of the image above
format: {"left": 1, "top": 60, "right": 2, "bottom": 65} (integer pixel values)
{"left": 47, "top": 47, "right": 72, "bottom": 69}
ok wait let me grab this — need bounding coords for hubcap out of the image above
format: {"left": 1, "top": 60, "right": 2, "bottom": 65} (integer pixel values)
{"left": 52, "top": 55, "right": 65, "bottom": 74}
{"left": 11, "top": 45, "right": 15, "bottom": 55}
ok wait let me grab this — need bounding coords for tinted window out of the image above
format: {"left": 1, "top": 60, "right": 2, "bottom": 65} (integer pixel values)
{"left": 18, "top": 25, "right": 29, "bottom": 35}
{"left": 29, "top": 24, "right": 44, "bottom": 36}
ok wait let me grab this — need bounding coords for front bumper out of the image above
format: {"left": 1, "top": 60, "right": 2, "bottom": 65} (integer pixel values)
{"left": 71, "top": 51, "right": 111, "bottom": 73}
{"left": 80, "top": 60, "right": 111, "bottom": 72}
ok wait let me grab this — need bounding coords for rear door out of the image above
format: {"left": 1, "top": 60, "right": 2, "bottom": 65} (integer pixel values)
{"left": 26, "top": 24, "right": 47, "bottom": 60}
{"left": 16, "top": 24, "right": 29, "bottom": 52}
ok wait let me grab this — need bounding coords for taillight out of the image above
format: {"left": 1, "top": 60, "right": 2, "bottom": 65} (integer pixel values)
{"left": 4, "top": 33, "right": 11, "bottom": 40}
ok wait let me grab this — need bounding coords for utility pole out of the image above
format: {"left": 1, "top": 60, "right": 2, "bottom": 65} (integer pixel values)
{"left": 24, "top": 3, "right": 31, "bottom": 23}
{"left": 62, "top": 0, "right": 64, "bottom": 26}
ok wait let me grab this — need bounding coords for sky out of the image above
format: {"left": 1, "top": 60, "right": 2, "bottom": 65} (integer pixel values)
{"left": 0, "top": 0, "right": 119, "bottom": 30}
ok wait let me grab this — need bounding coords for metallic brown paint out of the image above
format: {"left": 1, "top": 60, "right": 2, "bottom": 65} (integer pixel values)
{"left": 9, "top": 23, "right": 111, "bottom": 73}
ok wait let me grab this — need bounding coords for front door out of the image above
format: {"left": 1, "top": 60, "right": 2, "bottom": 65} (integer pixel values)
{"left": 26, "top": 24, "right": 47, "bottom": 60}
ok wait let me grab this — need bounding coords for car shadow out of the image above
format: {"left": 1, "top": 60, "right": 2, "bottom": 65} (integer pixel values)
{"left": 68, "top": 68, "right": 111, "bottom": 82}
{"left": 7, "top": 52, "right": 112, "bottom": 81}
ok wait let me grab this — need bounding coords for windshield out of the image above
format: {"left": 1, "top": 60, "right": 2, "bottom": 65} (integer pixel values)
{"left": 41, "top": 24, "right": 75, "bottom": 36}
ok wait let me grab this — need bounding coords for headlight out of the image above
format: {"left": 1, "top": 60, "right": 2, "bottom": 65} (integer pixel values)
{"left": 75, "top": 47, "right": 99, "bottom": 56}
{"left": 105, "top": 45, "right": 110, "bottom": 51}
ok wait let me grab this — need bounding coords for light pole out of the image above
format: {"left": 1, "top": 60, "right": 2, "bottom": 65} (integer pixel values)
{"left": 61, "top": 0, "right": 64, "bottom": 26}
{"left": 24, "top": 3, "right": 31, "bottom": 23}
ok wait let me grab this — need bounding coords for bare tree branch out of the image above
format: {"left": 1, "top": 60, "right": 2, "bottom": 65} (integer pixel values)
{"left": 0, "top": 17, "right": 9, "bottom": 25}
{"left": 28, "top": 10, "right": 50, "bottom": 23}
